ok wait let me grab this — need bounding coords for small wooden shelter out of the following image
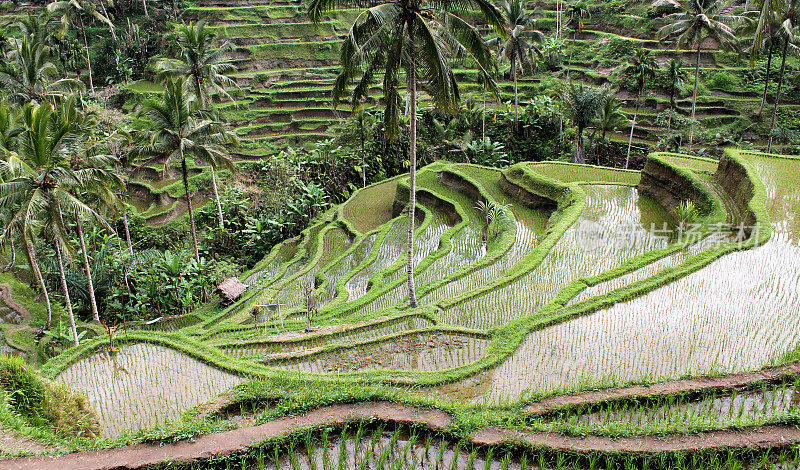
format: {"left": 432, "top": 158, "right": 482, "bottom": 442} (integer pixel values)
{"left": 217, "top": 277, "right": 248, "bottom": 304}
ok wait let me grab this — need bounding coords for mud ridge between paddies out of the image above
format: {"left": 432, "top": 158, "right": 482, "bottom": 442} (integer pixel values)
{"left": 6, "top": 393, "right": 800, "bottom": 469}
{"left": 524, "top": 361, "right": 800, "bottom": 417}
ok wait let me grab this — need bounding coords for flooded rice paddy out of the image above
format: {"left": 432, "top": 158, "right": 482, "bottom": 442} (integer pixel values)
{"left": 270, "top": 332, "right": 489, "bottom": 373}
{"left": 56, "top": 343, "right": 244, "bottom": 436}
{"left": 440, "top": 185, "right": 672, "bottom": 330}
{"left": 476, "top": 155, "right": 800, "bottom": 403}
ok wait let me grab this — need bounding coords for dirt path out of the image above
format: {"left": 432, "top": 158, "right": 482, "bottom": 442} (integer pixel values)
{"left": 0, "top": 429, "right": 51, "bottom": 457}
{"left": 473, "top": 425, "right": 800, "bottom": 453}
{"left": 524, "top": 361, "right": 800, "bottom": 416}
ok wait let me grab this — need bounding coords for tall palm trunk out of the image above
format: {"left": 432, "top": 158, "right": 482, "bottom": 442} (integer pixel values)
{"left": 668, "top": 80, "right": 676, "bottom": 133}
{"left": 407, "top": 35, "right": 418, "bottom": 309}
{"left": 759, "top": 40, "right": 774, "bottom": 115}
{"left": 54, "top": 241, "right": 79, "bottom": 346}
{"left": 560, "top": 30, "right": 578, "bottom": 139}
{"left": 76, "top": 218, "right": 99, "bottom": 322}
{"left": 210, "top": 166, "right": 224, "bottom": 229}
{"left": 626, "top": 91, "right": 641, "bottom": 169}
{"left": 181, "top": 149, "right": 201, "bottom": 263}
{"left": 4, "top": 238, "right": 14, "bottom": 270}
{"left": 79, "top": 15, "right": 94, "bottom": 93}
{"left": 566, "top": 30, "right": 577, "bottom": 84}
{"left": 482, "top": 81, "right": 486, "bottom": 140}
{"left": 512, "top": 54, "right": 519, "bottom": 132}
{"left": 767, "top": 38, "right": 789, "bottom": 153}
{"left": 689, "top": 42, "right": 701, "bottom": 152}
{"left": 25, "top": 238, "right": 52, "bottom": 329}
{"left": 199, "top": 84, "right": 226, "bottom": 230}
{"left": 574, "top": 128, "right": 585, "bottom": 164}
{"left": 122, "top": 212, "right": 134, "bottom": 255}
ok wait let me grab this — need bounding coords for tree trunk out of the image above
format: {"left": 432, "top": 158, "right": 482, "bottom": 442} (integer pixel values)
{"left": 122, "top": 212, "right": 133, "bottom": 255}
{"left": 195, "top": 75, "right": 205, "bottom": 109}
{"left": 689, "top": 41, "right": 701, "bottom": 152}
{"left": 759, "top": 40, "right": 774, "bottom": 115}
{"left": 668, "top": 80, "right": 675, "bottom": 134}
{"left": 361, "top": 127, "right": 366, "bottom": 188}
{"left": 767, "top": 39, "right": 789, "bottom": 153}
{"left": 566, "top": 30, "right": 577, "bottom": 84}
{"left": 142, "top": 0, "right": 149, "bottom": 17}
{"left": 80, "top": 15, "right": 94, "bottom": 93}
{"left": 573, "top": 129, "right": 585, "bottom": 164}
{"left": 181, "top": 150, "right": 201, "bottom": 263}
{"left": 560, "top": 30, "right": 578, "bottom": 141}
{"left": 76, "top": 219, "right": 99, "bottom": 322}
{"left": 98, "top": 1, "right": 116, "bottom": 41}
{"left": 513, "top": 55, "right": 519, "bottom": 133}
{"left": 210, "top": 166, "right": 224, "bottom": 229}
{"left": 4, "top": 237, "right": 14, "bottom": 270}
{"left": 482, "top": 81, "right": 486, "bottom": 141}
{"left": 626, "top": 95, "right": 640, "bottom": 169}
{"left": 407, "top": 33, "right": 418, "bottom": 308}
{"left": 25, "top": 238, "right": 52, "bottom": 329}
{"left": 54, "top": 241, "right": 79, "bottom": 346}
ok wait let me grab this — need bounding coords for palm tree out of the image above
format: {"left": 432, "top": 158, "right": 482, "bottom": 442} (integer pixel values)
{"left": 14, "top": 13, "right": 58, "bottom": 47}
{"left": 744, "top": 4, "right": 781, "bottom": 115}
{"left": 564, "top": 83, "right": 605, "bottom": 164}
{"left": 155, "top": 21, "right": 238, "bottom": 109}
{"left": 754, "top": 0, "right": 800, "bottom": 151}
{"left": 308, "top": 0, "right": 503, "bottom": 307}
{"left": 665, "top": 58, "right": 689, "bottom": 133}
{"left": 488, "top": 0, "right": 544, "bottom": 131}
{"left": 137, "top": 78, "right": 235, "bottom": 263}
{"left": 0, "top": 102, "right": 107, "bottom": 343}
{"left": 48, "top": 0, "right": 116, "bottom": 93}
{"left": 155, "top": 21, "right": 239, "bottom": 229}
{"left": 625, "top": 48, "right": 657, "bottom": 169}
{"left": 0, "top": 38, "right": 83, "bottom": 105}
{"left": 657, "top": 0, "right": 742, "bottom": 152}
{"left": 564, "top": 1, "right": 591, "bottom": 85}
{"left": 597, "top": 94, "right": 627, "bottom": 141}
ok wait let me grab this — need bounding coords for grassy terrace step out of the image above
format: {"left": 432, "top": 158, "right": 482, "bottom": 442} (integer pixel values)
{"left": 207, "top": 22, "right": 338, "bottom": 41}
{"left": 233, "top": 40, "right": 342, "bottom": 61}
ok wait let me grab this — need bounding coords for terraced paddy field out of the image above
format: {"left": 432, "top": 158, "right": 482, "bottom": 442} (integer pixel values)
{"left": 9, "top": 150, "right": 800, "bottom": 469}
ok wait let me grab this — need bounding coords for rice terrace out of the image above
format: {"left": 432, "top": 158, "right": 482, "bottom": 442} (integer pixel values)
{"left": 0, "top": 0, "right": 800, "bottom": 466}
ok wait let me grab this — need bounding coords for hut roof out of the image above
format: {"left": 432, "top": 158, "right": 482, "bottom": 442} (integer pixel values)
{"left": 217, "top": 277, "right": 248, "bottom": 303}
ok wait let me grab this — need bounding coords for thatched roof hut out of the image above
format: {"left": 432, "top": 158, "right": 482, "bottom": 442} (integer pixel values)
{"left": 217, "top": 277, "right": 248, "bottom": 304}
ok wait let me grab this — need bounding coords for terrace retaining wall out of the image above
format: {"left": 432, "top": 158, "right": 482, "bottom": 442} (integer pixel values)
{"left": 716, "top": 155, "right": 757, "bottom": 228}
{"left": 392, "top": 189, "right": 460, "bottom": 226}
{"left": 638, "top": 157, "right": 713, "bottom": 217}
{"left": 499, "top": 173, "right": 557, "bottom": 211}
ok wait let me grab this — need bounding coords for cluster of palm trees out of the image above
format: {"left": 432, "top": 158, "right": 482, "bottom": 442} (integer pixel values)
{"left": 0, "top": 95, "right": 124, "bottom": 346}
{"left": 0, "top": 21, "right": 237, "bottom": 345}
{"left": 657, "top": 0, "right": 799, "bottom": 152}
